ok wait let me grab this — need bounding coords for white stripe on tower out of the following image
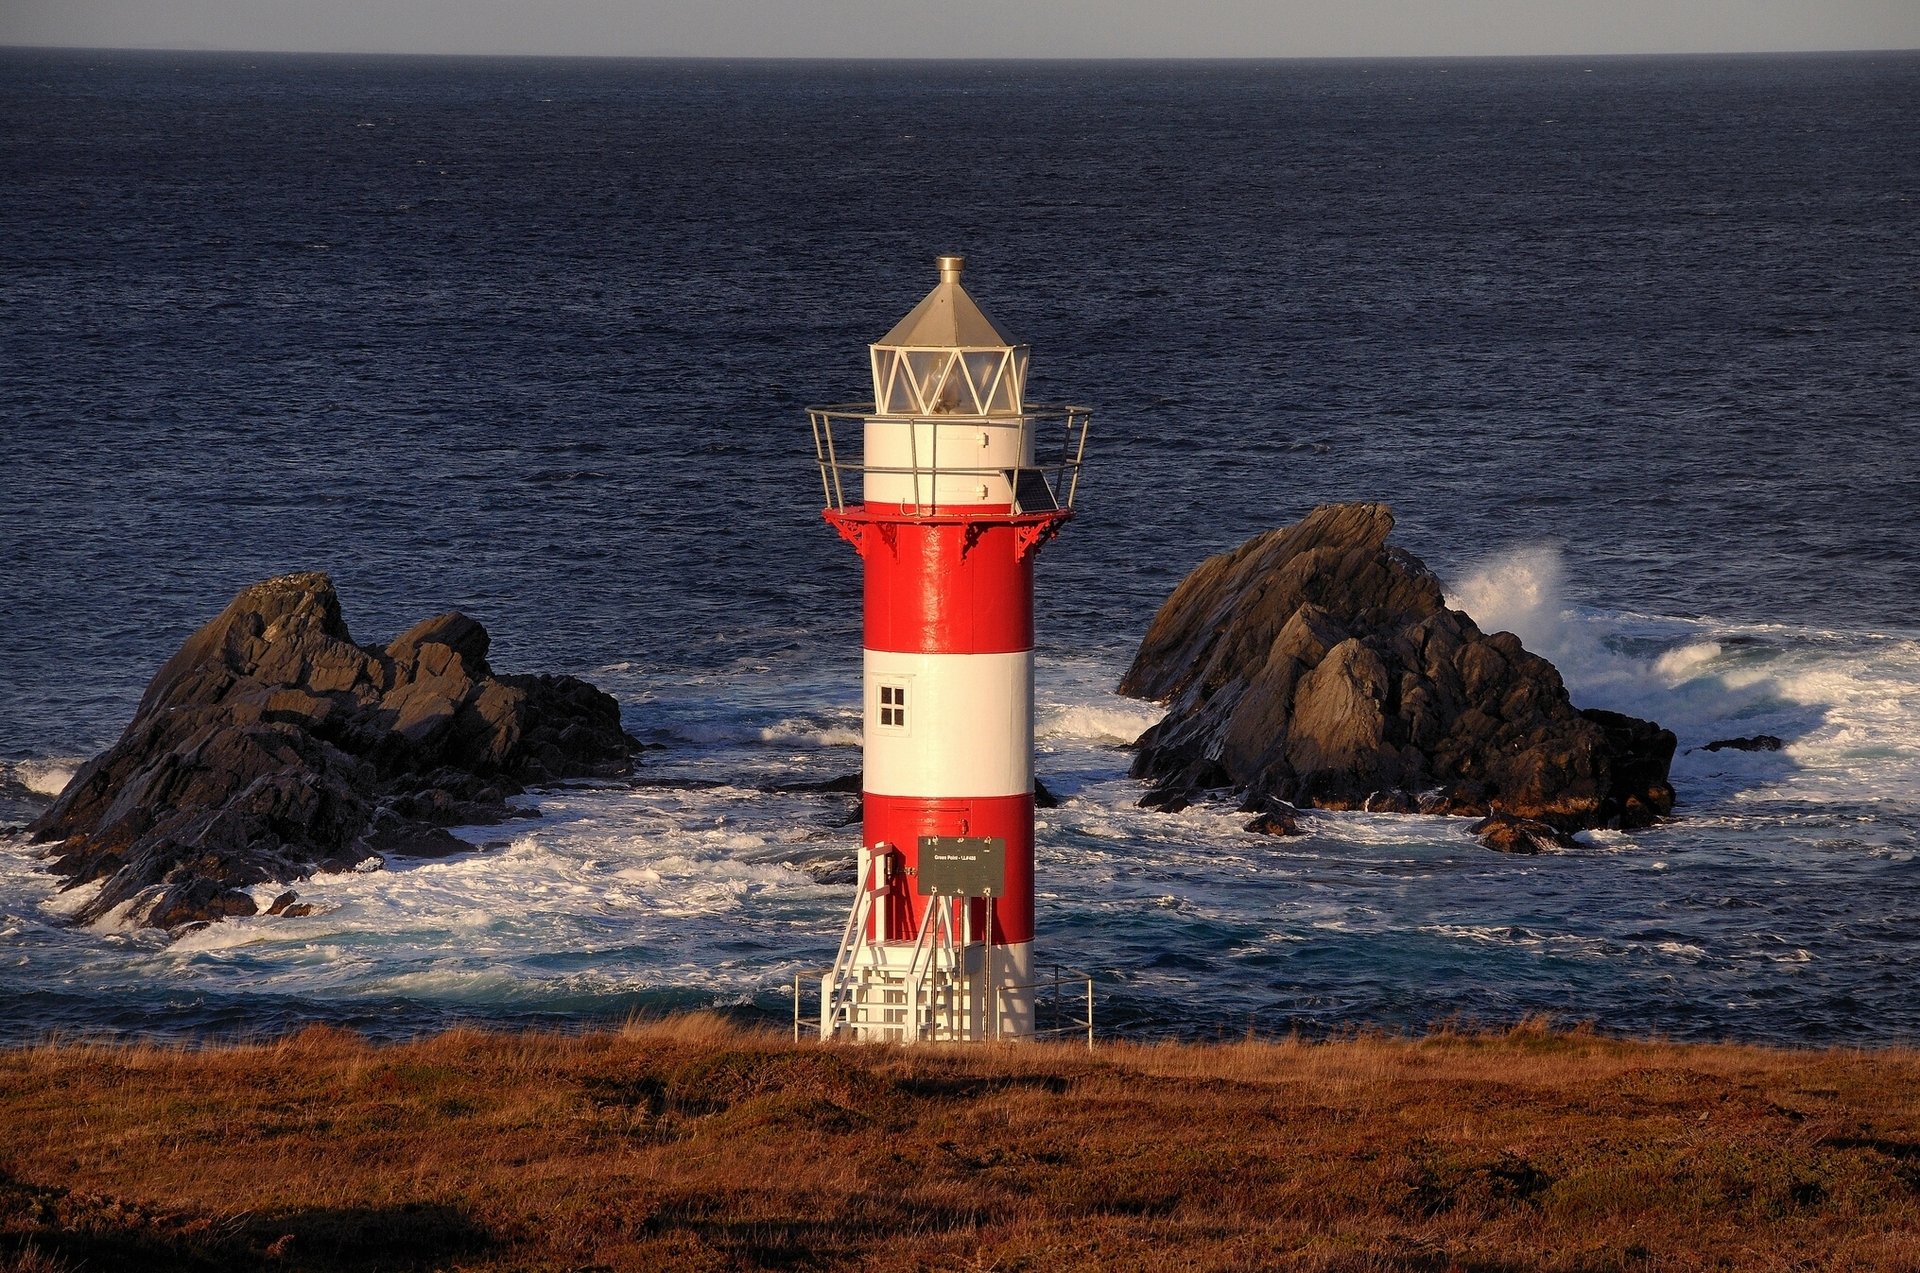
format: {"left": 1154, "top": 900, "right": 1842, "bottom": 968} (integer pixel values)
{"left": 862, "top": 650, "right": 1033, "bottom": 799}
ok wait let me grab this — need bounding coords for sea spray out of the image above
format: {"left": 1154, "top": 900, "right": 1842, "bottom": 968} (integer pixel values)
{"left": 1449, "top": 548, "right": 1814, "bottom": 749}
{"left": 1445, "top": 550, "right": 1920, "bottom": 812}
{"left": 17, "top": 762, "right": 75, "bottom": 799}
{"left": 1445, "top": 545, "right": 1571, "bottom": 662}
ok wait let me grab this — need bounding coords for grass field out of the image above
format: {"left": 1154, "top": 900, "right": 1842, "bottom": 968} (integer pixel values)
{"left": 4, "top": 1016, "right": 1919, "bottom": 1270}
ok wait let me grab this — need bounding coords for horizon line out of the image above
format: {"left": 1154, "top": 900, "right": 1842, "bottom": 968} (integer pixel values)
{"left": 5, "top": 42, "right": 1918, "bottom": 63}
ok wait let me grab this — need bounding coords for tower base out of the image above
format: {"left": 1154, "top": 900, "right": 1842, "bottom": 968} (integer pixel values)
{"left": 821, "top": 939, "right": 1035, "bottom": 1044}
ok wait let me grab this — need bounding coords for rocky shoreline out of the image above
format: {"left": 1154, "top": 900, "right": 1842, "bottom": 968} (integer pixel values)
{"left": 24, "top": 510, "right": 1683, "bottom": 932}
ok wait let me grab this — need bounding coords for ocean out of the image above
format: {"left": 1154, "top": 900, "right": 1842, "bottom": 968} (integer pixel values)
{"left": 1, "top": 49, "right": 1916, "bottom": 1044}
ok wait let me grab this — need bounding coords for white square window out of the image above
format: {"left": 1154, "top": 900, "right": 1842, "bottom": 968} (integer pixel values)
{"left": 877, "top": 683, "right": 908, "bottom": 730}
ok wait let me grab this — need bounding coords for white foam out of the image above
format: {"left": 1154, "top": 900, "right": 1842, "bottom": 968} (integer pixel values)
{"left": 88, "top": 889, "right": 157, "bottom": 933}
{"left": 1037, "top": 698, "right": 1165, "bottom": 746}
{"left": 1446, "top": 546, "right": 1680, "bottom": 717}
{"left": 171, "top": 920, "right": 273, "bottom": 953}
{"left": 245, "top": 882, "right": 293, "bottom": 910}
{"left": 757, "top": 719, "right": 861, "bottom": 748}
{"left": 38, "top": 878, "right": 102, "bottom": 918}
{"left": 664, "top": 715, "right": 861, "bottom": 749}
{"left": 1653, "top": 641, "right": 1725, "bottom": 680}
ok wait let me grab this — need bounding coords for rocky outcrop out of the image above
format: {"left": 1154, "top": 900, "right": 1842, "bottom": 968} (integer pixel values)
{"left": 29, "top": 573, "right": 637, "bottom": 930}
{"left": 1120, "top": 504, "right": 1675, "bottom": 837}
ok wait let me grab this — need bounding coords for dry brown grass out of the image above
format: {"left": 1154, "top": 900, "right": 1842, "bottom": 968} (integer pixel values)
{"left": 4, "top": 1016, "right": 1920, "bottom": 1270}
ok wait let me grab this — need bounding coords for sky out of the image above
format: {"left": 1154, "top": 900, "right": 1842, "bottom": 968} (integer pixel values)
{"left": 2, "top": 0, "right": 1917, "bottom": 59}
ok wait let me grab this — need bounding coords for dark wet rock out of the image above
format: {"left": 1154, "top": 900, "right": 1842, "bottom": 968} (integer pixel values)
{"left": 1699, "top": 734, "right": 1785, "bottom": 754}
{"left": 361, "top": 823, "right": 471, "bottom": 859}
{"left": 1120, "top": 503, "right": 1676, "bottom": 835}
{"left": 1470, "top": 812, "right": 1580, "bottom": 855}
{"left": 793, "top": 855, "right": 860, "bottom": 887}
{"left": 1033, "top": 779, "right": 1059, "bottom": 809}
{"left": 29, "top": 572, "right": 638, "bottom": 930}
{"left": 263, "top": 888, "right": 317, "bottom": 918}
{"left": 1241, "top": 801, "right": 1303, "bottom": 837}
{"left": 768, "top": 773, "right": 863, "bottom": 794}
{"left": 1137, "top": 786, "right": 1193, "bottom": 814}
{"left": 147, "top": 879, "right": 261, "bottom": 928}
{"left": 764, "top": 773, "right": 864, "bottom": 831}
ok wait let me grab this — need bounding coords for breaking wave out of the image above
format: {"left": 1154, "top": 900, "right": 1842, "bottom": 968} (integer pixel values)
{"left": 1447, "top": 546, "right": 1920, "bottom": 804}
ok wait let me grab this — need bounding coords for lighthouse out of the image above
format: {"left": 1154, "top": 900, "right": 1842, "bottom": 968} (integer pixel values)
{"left": 808, "top": 256, "right": 1090, "bottom": 1043}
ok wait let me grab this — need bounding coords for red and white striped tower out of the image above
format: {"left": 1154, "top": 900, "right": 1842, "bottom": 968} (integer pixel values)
{"left": 809, "top": 256, "right": 1090, "bottom": 1043}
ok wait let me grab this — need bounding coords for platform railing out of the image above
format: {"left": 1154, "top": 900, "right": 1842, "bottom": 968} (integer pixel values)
{"left": 1009, "top": 966, "right": 1097, "bottom": 1050}
{"left": 808, "top": 403, "right": 1091, "bottom": 518}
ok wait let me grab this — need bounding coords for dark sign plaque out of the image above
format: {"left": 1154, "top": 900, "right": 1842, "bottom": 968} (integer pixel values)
{"left": 915, "top": 836, "right": 1006, "bottom": 897}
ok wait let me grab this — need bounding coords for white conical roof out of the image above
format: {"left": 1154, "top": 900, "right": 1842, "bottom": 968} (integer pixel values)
{"left": 875, "top": 256, "right": 1018, "bottom": 349}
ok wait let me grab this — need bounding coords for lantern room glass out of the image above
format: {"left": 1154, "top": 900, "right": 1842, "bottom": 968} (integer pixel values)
{"left": 870, "top": 347, "right": 1026, "bottom": 416}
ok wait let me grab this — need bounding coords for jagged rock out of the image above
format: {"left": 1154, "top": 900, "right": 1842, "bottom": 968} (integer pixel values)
{"left": 1241, "top": 801, "right": 1303, "bottom": 837}
{"left": 770, "top": 773, "right": 863, "bottom": 795}
{"left": 794, "top": 855, "right": 860, "bottom": 887}
{"left": 1699, "top": 734, "right": 1784, "bottom": 753}
{"left": 1470, "top": 812, "right": 1580, "bottom": 855}
{"left": 265, "top": 890, "right": 316, "bottom": 919}
{"left": 1138, "top": 786, "right": 1195, "bottom": 814}
{"left": 1121, "top": 504, "right": 1676, "bottom": 835}
{"left": 29, "top": 572, "right": 638, "bottom": 930}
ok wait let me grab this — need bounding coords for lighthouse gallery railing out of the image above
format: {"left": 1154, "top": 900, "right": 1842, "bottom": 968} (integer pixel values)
{"left": 809, "top": 404, "right": 1091, "bottom": 517}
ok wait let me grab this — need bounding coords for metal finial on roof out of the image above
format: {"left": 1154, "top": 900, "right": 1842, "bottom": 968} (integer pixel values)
{"left": 876, "top": 255, "right": 1015, "bottom": 350}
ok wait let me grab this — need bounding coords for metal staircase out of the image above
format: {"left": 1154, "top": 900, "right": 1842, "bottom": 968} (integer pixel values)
{"left": 798, "top": 848, "right": 1096, "bottom": 1048}
{"left": 815, "top": 851, "right": 985, "bottom": 1043}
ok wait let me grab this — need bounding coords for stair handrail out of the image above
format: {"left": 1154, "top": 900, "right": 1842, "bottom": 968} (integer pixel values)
{"left": 820, "top": 852, "right": 884, "bottom": 1038}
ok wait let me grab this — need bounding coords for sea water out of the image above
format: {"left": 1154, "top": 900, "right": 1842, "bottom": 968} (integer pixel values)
{"left": 1, "top": 51, "right": 1916, "bottom": 1043}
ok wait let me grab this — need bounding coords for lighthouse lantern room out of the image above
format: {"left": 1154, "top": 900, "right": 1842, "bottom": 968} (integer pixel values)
{"left": 807, "top": 256, "right": 1091, "bottom": 1043}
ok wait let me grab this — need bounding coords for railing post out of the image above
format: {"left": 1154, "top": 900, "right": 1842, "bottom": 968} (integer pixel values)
{"left": 1066, "top": 408, "right": 1089, "bottom": 510}
{"left": 928, "top": 416, "right": 937, "bottom": 517}
{"left": 810, "top": 411, "right": 833, "bottom": 511}
{"left": 819, "top": 411, "right": 847, "bottom": 510}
